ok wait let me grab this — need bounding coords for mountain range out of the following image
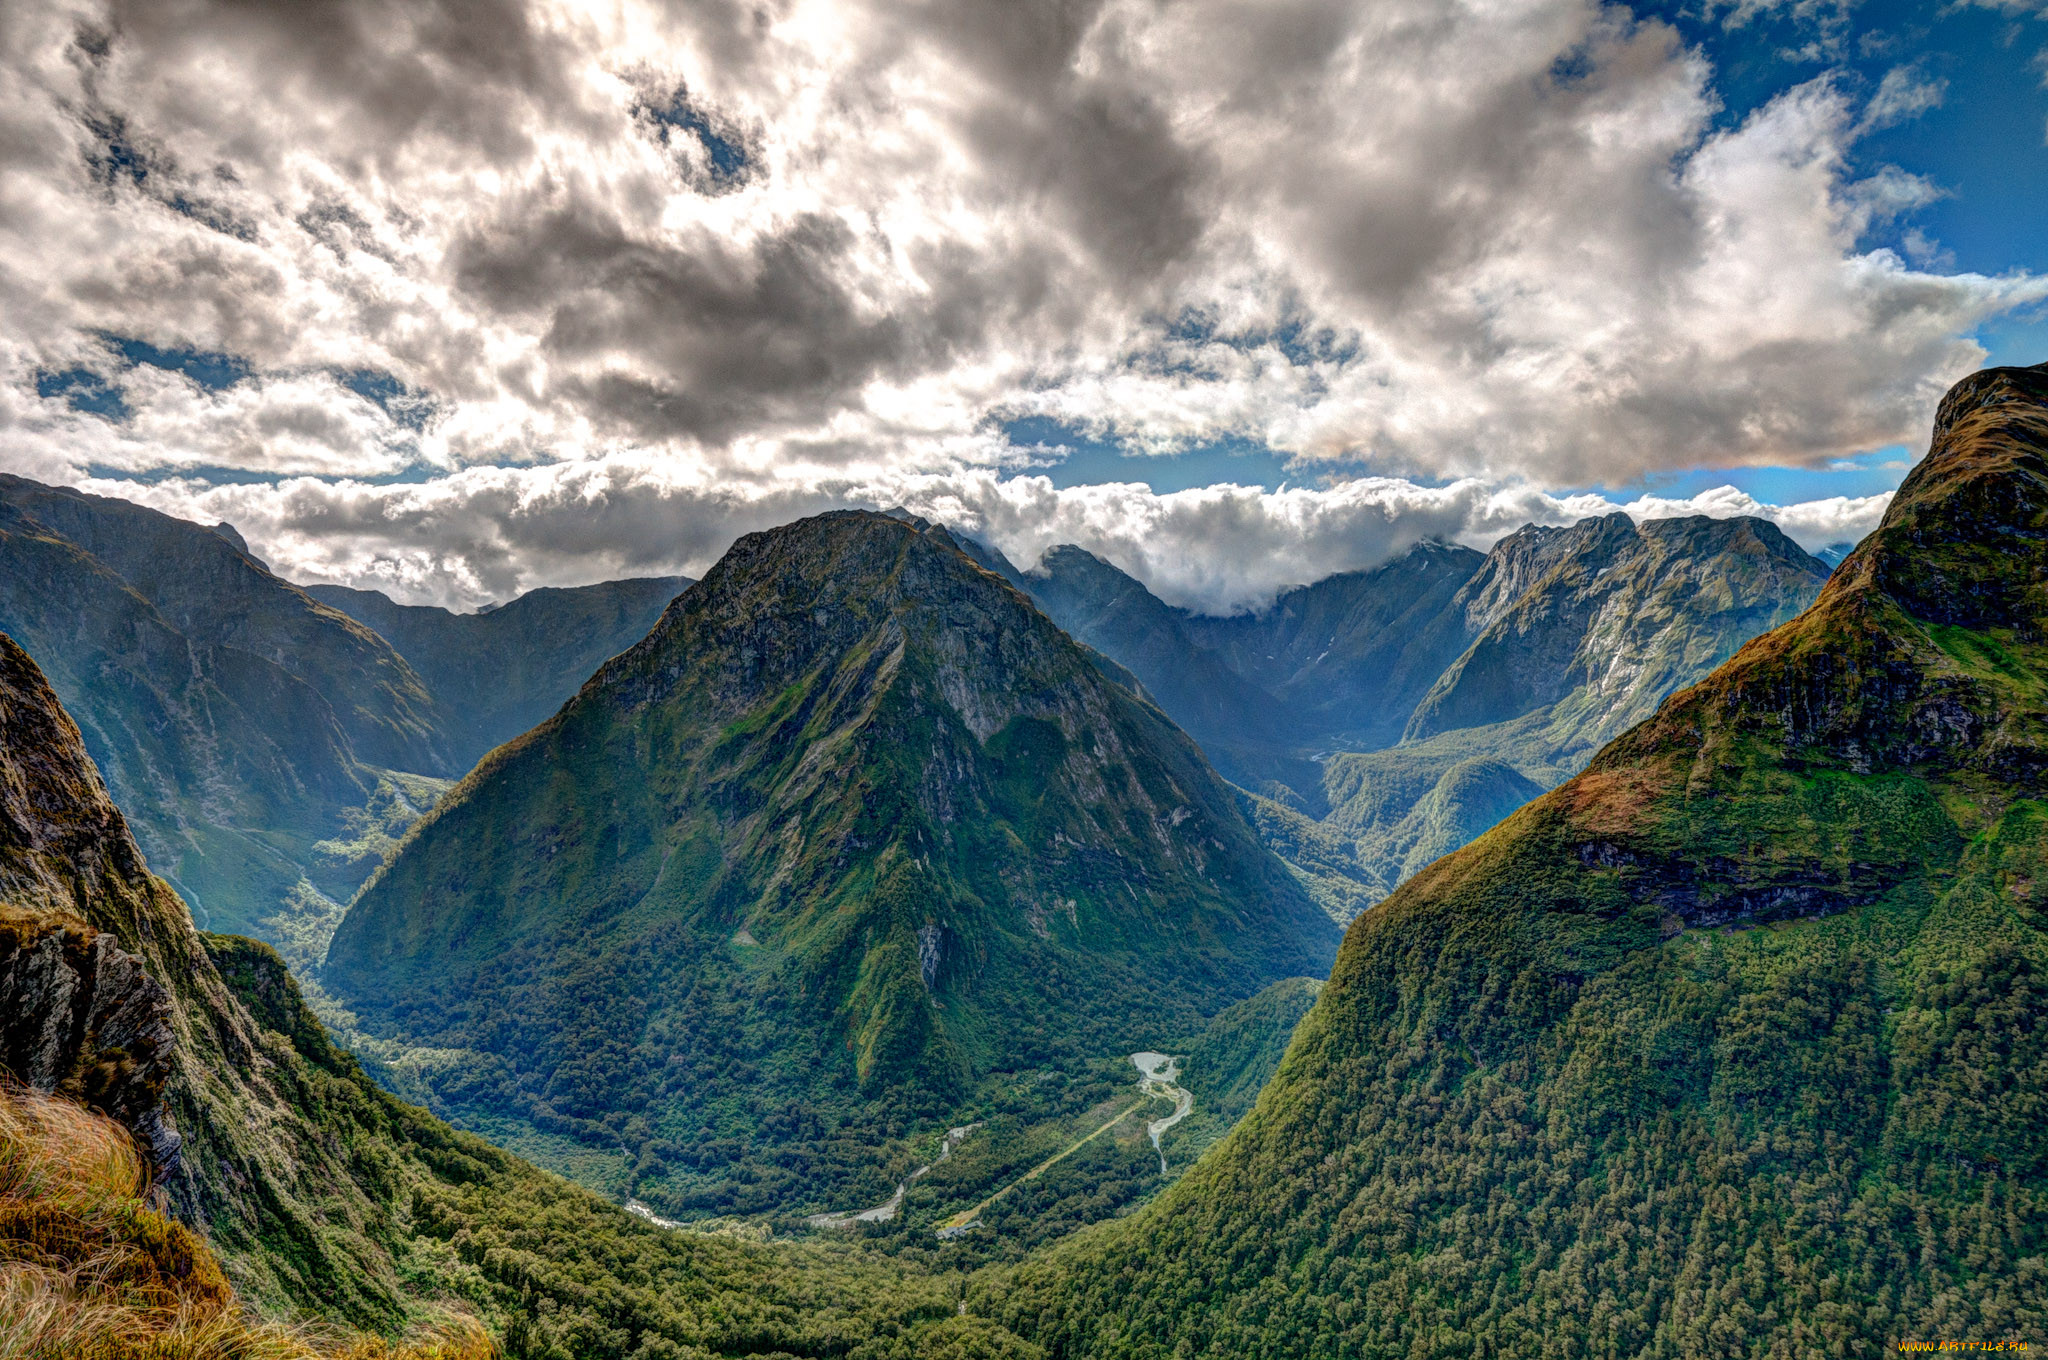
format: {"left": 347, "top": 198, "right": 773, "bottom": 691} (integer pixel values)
{"left": 2, "top": 363, "right": 2042, "bottom": 1357}
{"left": 321, "top": 510, "right": 1339, "bottom": 1218}
{"left": 977, "top": 509, "right": 1832, "bottom": 918}
{"left": 0, "top": 474, "right": 681, "bottom": 955}
{"left": 0, "top": 622, "right": 1043, "bottom": 1357}
{"left": 987, "top": 361, "right": 2048, "bottom": 1353}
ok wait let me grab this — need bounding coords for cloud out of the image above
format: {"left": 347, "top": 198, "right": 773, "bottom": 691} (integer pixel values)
{"left": 1859, "top": 65, "right": 1946, "bottom": 132}
{"left": 0, "top": 0, "right": 2032, "bottom": 603}
{"left": 90, "top": 455, "right": 1891, "bottom": 616}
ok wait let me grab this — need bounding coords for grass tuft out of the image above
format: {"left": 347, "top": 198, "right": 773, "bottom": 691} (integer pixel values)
{"left": 0, "top": 1081, "right": 492, "bottom": 1360}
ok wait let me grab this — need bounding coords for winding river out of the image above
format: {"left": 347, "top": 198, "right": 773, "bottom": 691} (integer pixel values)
{"left": 1130, "top": 1051, "right": 1192, "bottom": 1174}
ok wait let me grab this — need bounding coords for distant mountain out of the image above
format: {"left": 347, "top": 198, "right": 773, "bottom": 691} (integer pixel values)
{"left": 1815, "top": 539, "right": 1857, "bottom": 566}
{"left": 989, "top": 361, "right": 2048, "bottom": 1356}
{"left": 1176, "top": 541, "right": 1486, "bottom": 756}
{"left": 986, "top": 512, "right": 1829, "bottom": 918}
{"left": 306, "top": 576, "right": 686, "bottom": 766}
{"left": 324, "top": 510, "right": 1339, "bottom": 1218}
{"left": 0, "top": 625, "right": 1042, "bottom": 1357}
{"left": 967, "top": 538, "right": 1484, "bottom": 798}
{"left": 0, "top": 476, "right": 689, "bottom": 959}
{"left": 0, "top": 475, "right": 452, "bottom": 943}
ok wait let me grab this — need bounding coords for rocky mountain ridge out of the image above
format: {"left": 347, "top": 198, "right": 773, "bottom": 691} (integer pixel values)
{"left": 981, "top": 508, "right": 1831, "bottom": 919}
{"left": 0, "top": 474, "right": 684, "bottom": 955}
{"left": 0, "top": 623, "right": 1048, "bottom": 1357}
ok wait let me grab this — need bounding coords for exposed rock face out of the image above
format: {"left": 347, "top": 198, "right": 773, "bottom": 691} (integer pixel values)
{"left": 987, "top": 512, "right": 1830, "bottom": 920}
{"left": 0, "top": 625, "right": 463, "bottom": 1319}
{"left": 1403, "top": 512, "right": 1831, "bottom": 745}
{"left": 0, "top": 912, "right": 180, "bottom": 1173}
{"left": 325, "top": 510, "right": 1338, "bottom": 1218}
{"left": 0, "top": 475, "right": 448, "bottom": 941}
{"left": 0, "top": 474, "right": 690, "bottom": 952}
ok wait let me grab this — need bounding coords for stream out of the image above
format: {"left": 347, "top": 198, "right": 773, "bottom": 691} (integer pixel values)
{"left": 1131, "top": 1051, "right": 1192, "bottom": 1174}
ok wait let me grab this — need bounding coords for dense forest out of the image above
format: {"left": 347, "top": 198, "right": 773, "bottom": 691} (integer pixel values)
{"left": 978, "top": 365, "right": 2048, "bottom": 1354}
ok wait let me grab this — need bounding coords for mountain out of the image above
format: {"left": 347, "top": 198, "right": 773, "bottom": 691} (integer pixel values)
{"left": 1176, "top": 541, "right": 1487, "bottom": 758}
{"left": 0, "top": 474, "right": 689, "bottom": 959}
{"left": 969, "top": 538, "right": 1485, "bottom": 798}
{"left": 1402, "top": 512, "right": 1832, "bottom": 752}
{"left": 986, "top": 363, "right": 2048, "bottom": 1353}
{"left": 0, "top": 625, "right": 1042, "bottom": 1358}
{"left": 976, "top": 543, "right": 1293, "bottom": 784}
{"left": 306, "top": 576, "right": 687, "bottom": 767}
{"left": 323, "top": 510, "right": 1340, "bottom": 1219}
{"left": 0, "top": 474, "right": 455, "bottom": 943}
{"left": 983, "top": 512, "right": 1830, "bottom": 918}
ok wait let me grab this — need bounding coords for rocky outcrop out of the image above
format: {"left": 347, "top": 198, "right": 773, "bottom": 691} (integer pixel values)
{"left": 0, "top": 910, "right": 180, "bottom": 1175}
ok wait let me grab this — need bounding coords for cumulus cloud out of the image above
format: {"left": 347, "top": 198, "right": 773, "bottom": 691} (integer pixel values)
{"left": 0, "top": 0, "right": 2030, "bottom": 601}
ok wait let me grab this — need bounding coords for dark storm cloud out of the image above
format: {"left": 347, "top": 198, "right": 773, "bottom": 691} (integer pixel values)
{"left": 451, "top": 192, "right": 981, "bottom": 442}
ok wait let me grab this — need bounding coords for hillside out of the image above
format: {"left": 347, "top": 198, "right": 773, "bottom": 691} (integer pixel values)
{"left": 307, "top": 576, "right": 687, "bottom": 767}
{"left": 325, "top": 511, "right": 1339, "bottom": 1221}
{"left": 988, "top": 512, "right": 1828, "bottom": 919}
{"left": 0, "top": 475, "right": 452, "bottom": 944}
{"left": 0, "top": 475, "right": 689, "bottom": 962}
{"left": 0, "top": 624, "right": 1041, "bottom": 1358}
{"left": 986, "top": 363, "right": 2048, "bottom": 1353}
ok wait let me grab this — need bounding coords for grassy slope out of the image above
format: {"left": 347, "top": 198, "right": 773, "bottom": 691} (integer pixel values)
{"left": 326, "top": 513, "right": 1338, "bottom": 1221}
{"left": 0, "top": 1083, "right": 488, "bottom": 1360}
{"left": 984, "top": 365, "right": 2048, "bottom": 1354}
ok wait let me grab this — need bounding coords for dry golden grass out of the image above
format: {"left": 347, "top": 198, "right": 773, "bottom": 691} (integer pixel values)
{"left": 0, "top": 1082, "right": 491, "bottom": 1360}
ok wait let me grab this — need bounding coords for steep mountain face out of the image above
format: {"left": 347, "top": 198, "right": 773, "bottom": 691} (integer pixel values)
{"left": 325, "top": 511, "right": 1339, "bottom": 1218}
{"left": 0, "top": 475, "right": 689, "bottom": 958}
{"left": 0, "top": 626, "right": 1045, "bottom": 1358}
{"left": 989, "top": 364, "right": 2048, "bottom": 1354}
{"left": 0, "top": 475, "right": 452, "bottom": 941}
{"left": 977, "top": 539, "right": 1484, "bottom": 797}
{"left": 1404, "top": 511, "right": 1831, "bottom": 748}
{"left": 988, "top": 512, "right": 1828, "bottom": 917}
{"left": 970, "top": 543, "right": 1297, "bottom": 786}
{"left": 1178, "top": 541, "right": 1485, "bottom": 756}
{"left": 0, "top": 623, "right": 470, "bottom": 1320}
{"left": 307, "top": 576, "right": 687, "bottom": 767}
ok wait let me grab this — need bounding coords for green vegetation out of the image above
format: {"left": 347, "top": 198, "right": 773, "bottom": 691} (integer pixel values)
{"left": 977, "top": 364, "right": 2048, "bottom": 1353}
{"left": 0, "top": 1083, "right": 490, "bottom": 1360}
{"left": 0, "top": 626, "right": 1047, "bottom": 1359}
{"left": 1168, "top": 976, "right": 1322, "bottom": 1157}
{"left": 998, "top": 509, "right": 1830, "bottom": 923}
{"left": 0, "top": 476, "right": 682, "bottom": 954}
{"left": 324, "top": 512, "right": 1337, "bottom": 1221}
{"left": 306, "top": 577, "right": 687, "bottom": 763}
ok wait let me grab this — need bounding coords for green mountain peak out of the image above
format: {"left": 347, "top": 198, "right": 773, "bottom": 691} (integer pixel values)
{"left": 325, "top": 508, "right": 1338, "bottom": 1217}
